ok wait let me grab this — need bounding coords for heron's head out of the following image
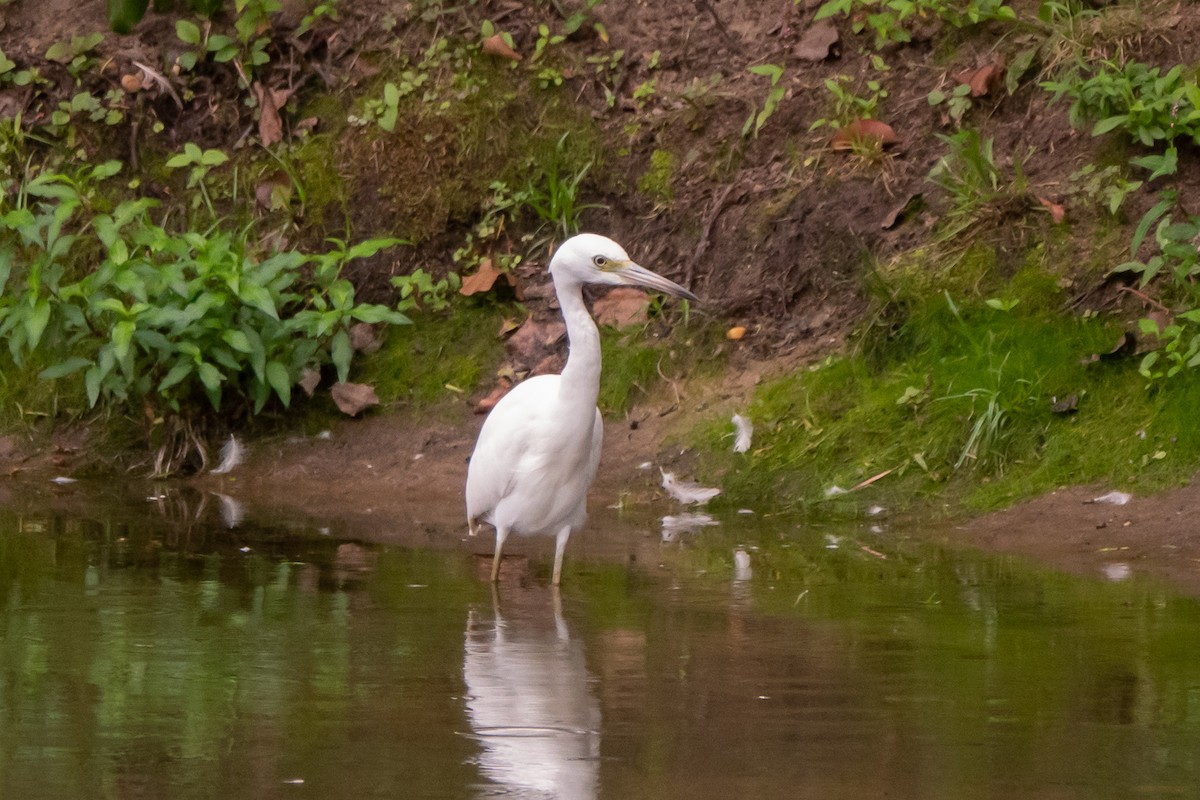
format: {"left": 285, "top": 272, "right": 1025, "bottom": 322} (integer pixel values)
{"left": 549, "top": 233, "right": 699, "bottom": 302}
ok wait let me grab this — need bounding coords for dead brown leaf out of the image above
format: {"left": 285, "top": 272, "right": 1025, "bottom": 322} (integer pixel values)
{"left": 831, "top": 119, "right": 899, "bottom": 151}
{"left": 474, "top": 378, "right": 513, "bottom": 414}
{"left": 482, "top": 34, "right": 521, "bottom": 61}
{"left": 506, "top": 317, "right": 566, "bottom": 368}
{"left": 255, "top": 170, "right": 293, "bottom": 210}
{"left": 497, "top": 317, "right": 522, "bottom": 338}
{"left": 593, "top": 287, "right": 650, "bottom": 328}
{"left": 460, "top": 258, "right": 514, "bottom": 296}
{"left": 794, "top": 19, "right": 839, "bottom": 61}
{"left": 253, "top": 81, "right": 283, "bottom": 146}
{"left": 1038, "top": 196, "right": 1066, "bottom": 224}
{"left": 956, "top": 62, "right": 1004, "bottom": 98}
{"left": 349, "top": 322, "right": 382, "bottom": 354}
{"left": 299, "top": 367, "right": 321, "bottom": 397}
{"left": 331, "top": 382, "right": 379, "bottom": 416}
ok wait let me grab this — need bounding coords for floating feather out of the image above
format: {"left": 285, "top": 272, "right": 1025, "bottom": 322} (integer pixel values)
{"left": 660, "top": 469, "right": 721, "bottom": 505}
{"left": 731, "top": 413, "right": 753, "bottom": 453}
{"left": 211, "top": 435, "right": 245, "bottom": 475}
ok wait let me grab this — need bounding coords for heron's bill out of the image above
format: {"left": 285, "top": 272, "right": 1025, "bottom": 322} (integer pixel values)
{"left": 618, "top": 263, "right": 700, "bottom": 302}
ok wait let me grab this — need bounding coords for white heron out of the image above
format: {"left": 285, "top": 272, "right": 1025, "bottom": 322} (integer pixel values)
{"left": 466, "top": 233, "right": 698, "bottom": 585}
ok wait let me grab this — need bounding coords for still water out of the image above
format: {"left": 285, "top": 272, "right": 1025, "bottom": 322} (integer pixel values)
{"left": 1, "top": 490, "right": 1199, "bottom": 799}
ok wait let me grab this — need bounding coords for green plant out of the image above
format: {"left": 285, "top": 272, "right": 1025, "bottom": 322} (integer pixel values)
{"left": 810, "top": 74, "right": 888, "bottom": 131}
{"left": 392, "top": 269, "right": 460, "bottom": 313}
{"left": 927, "top": 130, "right": 1031, "bottom": 237}
{"left": 164, "top": 142, "right": 230, "bottom": 218}
{"left": 927, "top": 83, "right": 973, "bottom": 126}
{"left": 743, "top": 64, "right": 786, "bottom": 138}
{"left": 45, "top": 33, "right": 104, "bottom": 79}
{"left": 0, "top": 161, "right": 409, "bottom": 465}
{"left": 1067, "top": 164, "right": 1141, "bottom": 215}
{"left": 1043, "top": 62, "right": 1200, "bottom": 148}
{"left": 813, "top": 0, "right": 1016, "bottom": 49}
{"left": 524, "top": 133, "right": 603, "bottom": 239}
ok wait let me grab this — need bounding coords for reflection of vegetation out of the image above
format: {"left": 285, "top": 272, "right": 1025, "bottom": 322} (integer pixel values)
{"left": 5, "top": 507, "right": 1200, "bottom": 795}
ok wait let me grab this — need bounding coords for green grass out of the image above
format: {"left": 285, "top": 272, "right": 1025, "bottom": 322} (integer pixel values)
{"left": 697, "top": 262, "right": 1200, "bottom": 518}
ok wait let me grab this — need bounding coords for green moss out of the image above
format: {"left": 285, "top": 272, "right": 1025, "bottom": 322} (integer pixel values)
{"left": 357, "top": 304, "right": 507, "bottom": 410}
{"left": 637, "top": 149, "right": 677, "bottom": 204}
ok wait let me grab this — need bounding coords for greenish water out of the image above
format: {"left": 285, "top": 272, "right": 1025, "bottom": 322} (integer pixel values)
{"left": 2, "top": 497, "right": 1199, "bottom": 799}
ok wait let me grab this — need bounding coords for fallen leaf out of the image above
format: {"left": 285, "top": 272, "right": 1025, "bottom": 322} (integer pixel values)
{"left": 593, "top": 287, "right": 650, "bottom": 328}
{"left": 956, "top": 62, "right": 1003, "bottom": 98}
{"left": 482, "top": 33, "right": 521, "bottom": 61}
{"left": 881, "top": 192, "right": 923, "bottom": 229}
{"left": 794, "top": 19, "right": 839, "bottom": 61}
{"left": 255, "top": 170, "right": 293, "bottom": 210}
{"left": 474, "top": 378, "right": 512, "bottom": 414}
{"left": 831, "top": 119, "right": 900, "bottom": 151}
{"left": 505, "top": 317, "right": 566, "bottom": 364}
{"left": 1038, "top": 196, "right": 1066, "bottom": 224}
{"left": 253, "top": 81, "right": 283, "bottom": 146}
{"left": 460, "top": 258, "right": 513, "bottom": 296}
{"left": 1050, "top": 394, "right": 1078, "bottom": 414}
{"left": 349, "top": 322, "right": 381, "bottom": 354}
{"left": 299, "top": 367, "right": 321, "bottom": 396}
{"left": 726, "top": 326, "right": 746, "bottom": 340}
{"left": 331, "top": 382, "right": 379, "bottom": 416}
{"left": 295, "top": 116, "right": 319, "bottom": 134}
{"left": 496, "top": 317, "right": 521, "bottom": 337}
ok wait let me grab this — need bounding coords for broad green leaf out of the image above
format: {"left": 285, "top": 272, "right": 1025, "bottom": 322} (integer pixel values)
{"left": 239, "top": 282, "right": 279, "bottom": 319}
{"left": 25, "top": 299, "right": 51, "bottom": 348}
{"left": 266, "top": 360, "right": 291, "bottom": 407}
{"left": 176, "top": 19, "right": 202, "bottom": 44}
{"left": 40, "top": 357, "right": 92, "bottom": 380}
{"left": 222, "top": 329, "right": 253, "bottom": 353}
{"left": 157, "top": 360, "right": 193, "bottom": 392}
{"left": 1091, "top": 115, "right": 1129, "bottom": 136}
{"left": 331, "top": 329, "right": 351, "bottom": 384}
{"left": 112, "top": 320, "right": 135, "bottom": 361}
{"left": 85, "top": 365, "right": 103, "bottom": 406}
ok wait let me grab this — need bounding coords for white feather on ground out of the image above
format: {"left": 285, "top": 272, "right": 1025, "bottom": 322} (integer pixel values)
{"left": 211, "top": 435, "right": 245, "bottom": 475}
{"left": 731, "top": 413, "right": 753, "bottom": 453}
{"left": 660, "top": 469, "right": 721, "bottom": 505}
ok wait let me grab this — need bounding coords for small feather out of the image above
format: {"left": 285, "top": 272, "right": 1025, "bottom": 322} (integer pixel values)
{"left": 1089, "top": 490, "right": 1132, "bottom": 506}
{"left": 731, "top": 413, "right": 753, "bottom": 453}
{"left": 660, "top": 469, "right": 721, "bottom": 505}
{"left": 211, "top": 435, "right": 245, "bottom": 475}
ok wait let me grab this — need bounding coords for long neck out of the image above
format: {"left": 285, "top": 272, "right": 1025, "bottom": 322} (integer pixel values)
{"left": 555, "top": 277, "right": 601, "bottom": 415}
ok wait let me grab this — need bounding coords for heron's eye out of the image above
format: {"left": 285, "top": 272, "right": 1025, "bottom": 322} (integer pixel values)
{"left": 592, "top": 255, "right": 609, "bottom": 268}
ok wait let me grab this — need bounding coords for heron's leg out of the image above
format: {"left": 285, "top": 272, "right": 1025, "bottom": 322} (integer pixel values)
{"left": 551, "top": 525, "right": 572, "bottom": 586}
{"left": 491, "top": 526, "right": 510, "bottom": 583}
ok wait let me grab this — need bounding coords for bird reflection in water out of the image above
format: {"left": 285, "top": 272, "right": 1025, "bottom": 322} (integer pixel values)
{"left": 462, "top": 587, "right": 601, "bottom": 799}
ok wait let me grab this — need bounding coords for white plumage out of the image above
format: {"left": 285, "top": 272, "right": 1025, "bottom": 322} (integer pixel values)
{"left": 466, "top": 233, "right": 697, "bottom": 584}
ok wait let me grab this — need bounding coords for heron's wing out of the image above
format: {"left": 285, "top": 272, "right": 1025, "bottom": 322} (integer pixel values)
{"left": 465, "top": 375, "right": 560, "bottom": 524}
